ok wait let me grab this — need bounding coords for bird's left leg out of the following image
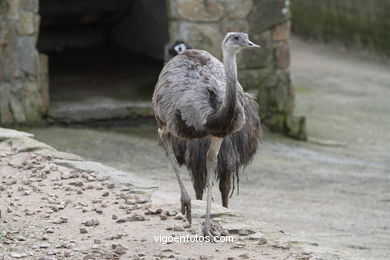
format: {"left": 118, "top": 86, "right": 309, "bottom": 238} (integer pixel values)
{"left": 158, "top": 129, "right": 192, "bottom": 225}
{"left": 203, "top": 137, "right": 223, "bottom": 240}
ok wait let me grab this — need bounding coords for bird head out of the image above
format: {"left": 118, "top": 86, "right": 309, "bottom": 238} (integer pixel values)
{"left": 167, "top": 40, "right": 192, "bottom": 58}
{"left": 222, "top": 32, "right": 260, "bottom": 53}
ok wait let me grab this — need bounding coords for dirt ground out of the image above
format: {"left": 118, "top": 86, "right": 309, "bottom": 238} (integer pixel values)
{"left": 23, "top": 37, "right": 390, "bottom": 260}
{"left": 2, "top": 134, "right": 335, "bottom": 260}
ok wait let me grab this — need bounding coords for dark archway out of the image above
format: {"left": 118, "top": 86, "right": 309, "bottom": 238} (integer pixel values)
{"left": 38, "top": 0, "right": 169, "bottom": 122}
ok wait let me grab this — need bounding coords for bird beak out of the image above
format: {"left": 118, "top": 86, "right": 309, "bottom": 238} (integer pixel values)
{"left": 246, "top": 40, "right": 260, "bottom": 48}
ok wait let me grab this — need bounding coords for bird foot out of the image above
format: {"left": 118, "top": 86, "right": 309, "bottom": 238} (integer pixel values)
{"left": 202, "top": 219, "right": 223, "bottom": 242}
{"left": 180, "top": 193, "right": 192, "bottom": 225}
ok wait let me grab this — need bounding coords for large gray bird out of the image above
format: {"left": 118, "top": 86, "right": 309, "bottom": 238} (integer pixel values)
{"left": 153, "top": 32, "right": 260, "bottom": 238}
{"left": 166, "top": 40, "right": 261, "bottom": 209}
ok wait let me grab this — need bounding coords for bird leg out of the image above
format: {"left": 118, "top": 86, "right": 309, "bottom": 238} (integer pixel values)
{"left": 203, "top": 137, "right": 223, "bottom": 240}
{"left": 158, "top": 129, "right": 192, "bottom": 225}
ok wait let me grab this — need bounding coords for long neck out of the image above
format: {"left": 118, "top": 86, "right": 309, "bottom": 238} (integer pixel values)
{"left": 205, "top": 48, "right": 240, "bottom": 131}
{"left": 221, "top": 48, "right": 238, "bottom": 113}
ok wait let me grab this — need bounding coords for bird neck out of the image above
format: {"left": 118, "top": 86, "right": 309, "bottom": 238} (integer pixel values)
{"left": 223, "top": 49, "right": 238, "bottom": 86}
{"left": 218, "top": 48, "right": 239, "bottom": 118}
{"left": 204, "top": 48, "right": 244, "bottom": 134}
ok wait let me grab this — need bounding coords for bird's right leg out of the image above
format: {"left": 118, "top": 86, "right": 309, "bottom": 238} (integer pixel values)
{"left": 203, "top": 137, "right": 223, "bottom": 240}
{"left": 158, "top": 129, "right": 192, "bottom": 225}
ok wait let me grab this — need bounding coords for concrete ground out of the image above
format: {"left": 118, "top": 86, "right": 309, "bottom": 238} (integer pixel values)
{"left": 24, "top": 37, "right": 390, "bottom": 260}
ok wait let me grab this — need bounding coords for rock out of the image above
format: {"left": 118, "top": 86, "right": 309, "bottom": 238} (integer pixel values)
{"left": 129, "top": 213, "right": 145, "bottom": 221}
{"left": 231, "top": 242, "right": 245, "bottom": 249}
{"left": 159, "top": 214, "right": 167, "bottom": 220}
{"left": 51, "top": 217, "right": 68, "bottom": 224}
{"left": 221, "top": 229, "right": 229, "bottom": 236}
{"left": 272, "top": 20, "right": 291, "bottom": 41}
{"left": 170, "top": 22, "right": 223, "bottom": 59}
{"left": 112, "top": 214, "right": 118, "bottom": 220}
{"left": 271, "top": 241, "right": 290, "bottom": 250}
{"left": 17, "top": 235, "right": 27, "bottom": 241}
{"left": 275, "top": 42, "right": 290, "bottom": 69}
{"left": 102, "top": 191, "right": 109, "bottom": 197}
{"left": 135, "top": 198, "right": 148, "bottom": 204}
{"left": 82, "top": 219, "right": 99, "bottom": 227}
{"left": 167, "top": 210, "right": 177, "bottom": 216}
{"left": 286, "top": 115, "right": 307, "bottom": 140}
{"left": 39, "top": 243, "right": 50, "bottom": 248}
{"left": 171, "top": 0, "right": 224, "bottom": 22}
{"left": 238, "top": 253, "right": 250, "bottom": 259}
{"left": 116, "top": 217, "right": 127, "bottom": 223}
{"left": 248, "top": 0, "right": 289, "bottom": 33}
{"left": 223, "top": 0, "right": 253, "bottom": 19}
{"left": 9, "top": 252, "right": 24, "bottom": 258}
{"left": 174, "top": 212, "right": 184, "bottom": 220}
{"left": 80, "top": 228, "right": 88, "bottom": 234}
{"left": 112, "top": 243, "right": 128, "bottom": 255}
{"left": 68, "top": 181, "right": 83, "bottom": 187}
{"left": 173, "top": 224, "right": 185, "bottom": 232}
{"left": 248, "top": 232, "right": 265, "bottom": 240}
{"left": 238, "top": 229, "right": 249, "bottom": 236}
{"left": 45, "top": 227, "right": 54, "bottom": 233}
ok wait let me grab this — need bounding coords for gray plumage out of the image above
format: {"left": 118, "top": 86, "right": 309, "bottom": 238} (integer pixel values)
{"left": 164, "top": 41, "right": 262, "bottom": 208}
{"left": 152, "top": 32, "right": 261, "bottom": 238}
{"left": 153, "top": 49, "right": 245, "bottom": 138}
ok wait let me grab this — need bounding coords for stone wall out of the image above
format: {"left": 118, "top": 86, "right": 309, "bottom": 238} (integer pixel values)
{"left": 0, "top": 0, "right": 48, "bottom": 125}
{"left": 167, "top": 0, "right": 306, "bottom": 139}
{"left": 291, "top": 0, "right": 390, "bottom": 56}
{"left": 0, "top": 0, "right": 306, "bottom": 139}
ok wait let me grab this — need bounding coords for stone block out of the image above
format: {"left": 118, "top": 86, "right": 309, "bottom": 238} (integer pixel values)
{"left": 248, "top": 0, "right": 289, "bottom": 34}
{"left": 20, "top": 0, "right": 38, "bottom": 12}
{"left": 0, "top": 0, "right": 7, "bottom": 14}
{"left": 0, "top": 85, "right": 14, "bottom": 124}
{"left": 38, "top": 53, "right": 49, "bottom": 113}
{"left": 170, "top": 21, "right": 223, "bottom": 59}
{"left": 275, "top": 42, "right": 290, "bottom": 69}
{"left": 220, "top": 18, "right": 249, "bottom": 35}
{"left": 9, "top": 93, "right": 26, "bottom": 123}
{"left": 286, "top": 115, "right": 307, "bottom": 140}
{"left": 18, "top": 12, "right": 35, "bottom": 35}
{"left": 7, "top": 0, "right": 21, "bottom": 19}
{"left": 238, "top": 68, "right": 273, "bottom": 90}
{"left": 16, "top": 36, "right": 38, "bottom": 75}
{"left": 222, "top": 0, "right": 253, "bottom": 19}
{"left": 22, "top": 81, "right": 41, "bottom": 122}
{"left": 168, "top": 0, "right": 224, "bottom": 22}
{"left": 272, "top": 20, "right": 291, "bottom": 41}
{"left": 263, "top": 113, "right": 286, "bottom": 133}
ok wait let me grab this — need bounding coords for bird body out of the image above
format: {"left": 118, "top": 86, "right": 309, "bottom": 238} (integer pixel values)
{"left": 153, "top": 49, "right": 245, "bottom": 139}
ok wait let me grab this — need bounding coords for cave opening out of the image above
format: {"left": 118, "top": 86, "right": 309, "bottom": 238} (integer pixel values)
{"left": 38, "top": 0, "right": 169, "bottom": 122}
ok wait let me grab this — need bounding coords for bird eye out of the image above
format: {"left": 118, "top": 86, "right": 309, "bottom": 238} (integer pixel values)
{"left": 233, "top": 36, "right": 239, "bottom": 40}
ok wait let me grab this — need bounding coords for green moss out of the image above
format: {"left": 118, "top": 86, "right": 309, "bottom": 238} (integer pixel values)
{"left": 294, "top": 85, "right": 310, "bottom": 93}
{"left": 291, "top": 0, "right": 390, "bottom": 56}
{"left": 0, "top": 0, "right": 8, "bottom": 14}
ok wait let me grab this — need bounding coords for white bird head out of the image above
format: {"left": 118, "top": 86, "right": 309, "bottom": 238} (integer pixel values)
{"left": 222, "top": 32, "right": 260, "bottom": 53}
